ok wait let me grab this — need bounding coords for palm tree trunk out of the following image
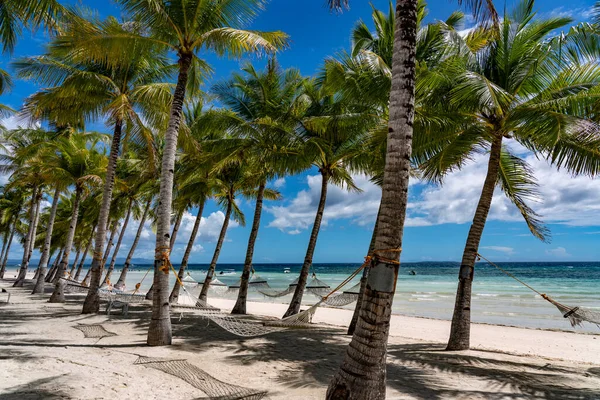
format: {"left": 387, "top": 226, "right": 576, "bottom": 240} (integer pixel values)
{"left": 146, "top": 215, "right": 181, "bottom": 300}
{"left": 75, "top": 227, "right": 95, "bottom": 282}
{"left": 116, "top": 198, "right": 151, "bottom": 289}
{"left": 283, "top": 174, "right": 328, "bottom": 318}
{"left": 347, "top": 201, "right": 381, "bottom": 335}
{"left": 49, "top": 186, "right": 83, "bottom": 303}
{"left": 199, "top": 200, "right": 233, "bottom": 303}
{"left": 232, "top": 182, "right": 266, "bottom": 315}
{"left": 170, "top": 200, "right": 205, "bottom": 304}
{"left": 46, "top": 248, "right": 63, "bottom": 283}
{"left": 147, "top": 53, "right": 192, "bottom": 346}
{"left": 82, "top": 119, "right": 123, "bottom": 313}
{"left": 0, "top": 219, "right": 16, "bottom": 279}
{"left": 169, "top": 208, "right": 184, "bottom": 250}
{"left": 0, "top": 233, "right": 7, "bottom": 277}
{"left": 69, "top": 247, "right": 82, "bottom": 278}
{"left": 81, "top": 268, "right": 91, "bottom": 286}
{"left": 32, "top": 186, "right": 61, "bottom": 294}
{"left": 14, "top": 185, "right": 40, "bottom": 286}
{"left": 446, "top": 134, "right": 503, "bottom": 351}
{"left": 102, "top": 222, "right": 119, "bottom": 268}
{"left": 102, "top": 199, "right": 133, "bottom": 286}
{"left": 27, "top": 196, "right": 42, "bottom": 264}
{"left": 326, "top": 2, "right": 417, "bottom": 397}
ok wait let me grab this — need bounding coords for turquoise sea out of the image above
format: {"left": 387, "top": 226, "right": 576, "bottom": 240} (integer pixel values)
{"left": 114, "top": 261, "right": 600, "bottom": 333}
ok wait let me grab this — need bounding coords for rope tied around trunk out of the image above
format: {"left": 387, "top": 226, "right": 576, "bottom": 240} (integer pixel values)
{"left": 92, "top": 250, "right": 103, "bottom": 263}
{"left": 156, "top": 246, "right": 172, "bottom": 275}
{"left": 371, "top": 247, "right": 402, "bottom": 266}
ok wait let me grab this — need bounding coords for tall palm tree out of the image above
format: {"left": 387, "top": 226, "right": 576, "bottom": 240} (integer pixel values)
{"left": 432, "top": 2, "right": 600, "bottom": 350}
{"left": 93, "top": 0, "right": 290, "bottom": 345}
{"left": 326, "top": 0, "right": 498, "bottom": 397}
{"left": 282, "top": 81, "right": 372, "bottom": 318}
{"left": 210, "top": 60, "right": 306, "bottom": 314}
{"left": 14, "top": 16, "right": 173, "bottom": 313}
{"left": 0, "top": 187, "right": 26, "bottom": 279}
{"left": 48, "top": 133, "right": 108, "bottom": 303}
{"left": 198, "top": 164, "right": 253, "bottom": 302}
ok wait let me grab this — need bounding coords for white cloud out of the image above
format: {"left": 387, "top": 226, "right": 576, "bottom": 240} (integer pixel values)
{"left": 545, "top": 7, "right": 593, "bottom": 22}
{"left": 273, "top": 178, "right": 286, "bottom": 189}
{"left": 266, "top": 139, "right": 600, "bottom": 236}
{"left": 119, "top": 209, "right": 239, "bottom": 260}
{"left": 545, "top": 247, "right": 571, "bottom": 258}
{"left": 266, "top": 174, "right": 381, "bottom": 234}
{"left": 481, "top": 246, "right": 515, "bottom": 255}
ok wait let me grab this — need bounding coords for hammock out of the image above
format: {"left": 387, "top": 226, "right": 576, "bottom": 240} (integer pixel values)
{"left": 478, "top": 253, "right": 600, "bottom": 329}
{"left": 257, "top": 277, "right": 298, "bottom": 298}
{"left": 321, "top": 282, "right": 361, "bottom": 307}
{"left": 135, "top": 356, "right": 268, "bottom": 400}
{"left": 198, "top": 277, "right": 229, "bottom": 295}
{"left": 306, "top": 275, "right": 331, "bottom": 297}
{"left": 61, "top": 278, "right": 90, "bottom": 294}
{"left": 224, "top": 274, "right": 271, "bottom": 295}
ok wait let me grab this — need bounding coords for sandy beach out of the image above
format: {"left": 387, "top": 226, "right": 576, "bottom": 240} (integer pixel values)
{"left": 1, "top": 275, "right": 599, "bottom": 400}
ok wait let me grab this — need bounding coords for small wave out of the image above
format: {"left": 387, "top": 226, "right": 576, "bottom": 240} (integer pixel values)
{"left": 476, "top": 293, "right": 499, "bottom": 297}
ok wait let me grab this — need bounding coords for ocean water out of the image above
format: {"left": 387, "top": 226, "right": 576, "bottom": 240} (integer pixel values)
{"left": 112, "top": 261, "right": 600, "bottom": 333}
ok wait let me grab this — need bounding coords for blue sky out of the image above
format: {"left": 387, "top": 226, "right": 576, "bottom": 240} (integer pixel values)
{"left": 2, "top": 0, "right": 599, "bottom": 264}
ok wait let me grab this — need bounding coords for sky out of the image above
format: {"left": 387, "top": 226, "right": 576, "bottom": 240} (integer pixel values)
{"left": 1, "top": 0, "right": 599, "bottom": 264}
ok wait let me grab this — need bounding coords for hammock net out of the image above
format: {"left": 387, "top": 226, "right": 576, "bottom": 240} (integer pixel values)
{"left": 134, "top": 356, "right": 268, "bottom": 400}
{"left": 478, "top": 253, "right": 600, "bottom": 329}
{"left": 257, "top": 277, "right": 299, "bottom": 298}
{"left": 321, "top": 282, "right": 361, "bottom": 307}
{"left": 306, "top": 276, "right": 331, "bottom": 297}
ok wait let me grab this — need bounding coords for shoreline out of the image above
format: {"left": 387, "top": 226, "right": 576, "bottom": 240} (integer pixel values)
{"left": 1, "top": 279, "right": 600, "bottom": 399}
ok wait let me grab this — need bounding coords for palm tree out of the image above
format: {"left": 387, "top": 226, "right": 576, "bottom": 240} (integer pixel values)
{"left": 92, "top": 0, "right": 291, "bottom": 345}
{"left": 210, "top": 60, "right": 306, "bottom": 315}
{"left": 282, "top": 81, "right": 372, "bottom": 318}
{"left": 326, "top": 0, "right": 497, "bottom": 397}
{"left": 198, "top": 164, "right": 251, "bottom": 302}
{"left": 0, "top": 128, "right": 56, "bottom": 287}
{"left": 49, "top": 133, "right": 108, "bottom": 303}
{"left": 0, "top": 187, "right": 26, "bottom": 279}
{"left": 435, "top": 2, "right": 600, "bottom": 350}
{"left": 14, "top": 16, "right": 173, "bottom": 313}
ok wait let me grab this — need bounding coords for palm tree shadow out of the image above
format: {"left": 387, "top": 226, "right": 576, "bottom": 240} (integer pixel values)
{"left": 0, "top": 375, "right": 72, "bottom": 399}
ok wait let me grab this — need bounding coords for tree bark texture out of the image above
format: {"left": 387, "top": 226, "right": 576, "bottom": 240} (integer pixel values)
{"left": 102, "top": 199, "right": 133, "bottom": 286}
{"left": 283, "top": 174, "right": 328, "bottom": 318}
{"left": 0, "top": 219, "right": 16, "bottom": 279}
{"left": 115, "top": 198, "right": 151, "bottom": 289}
{"left": 232, "top": 182, "right": 265, "bottom": 315}
{"left": 75, "top": 227, "right": 95, "bottom": 282}
{"left": 147, "top": 54, "right": 192, "bottom": 346}
{"left": 32, "top": 186, "right": 61, "bottom": 294}
{"left": 82, "top": 119, "right": 123, "bottom": 313}
{"left": 170, "top": 200, "right": 205, "bottom": 304}
{"left": 326, "top": 2, "right": 416, "bottom": 397}
{"left": 14, "top": 185, "right": 40, "bottom": 286}
{"left": 49, "top": 187, "right": 83, "bottom": 303}
{"left": 199, "top": 200, "right": 232, "bottom": 303}
{"left": 446, "top": 134, "right": 503, "bottom": 351}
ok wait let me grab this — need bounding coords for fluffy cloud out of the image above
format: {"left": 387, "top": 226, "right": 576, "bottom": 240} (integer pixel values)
{"left": 266, "top": 174, "right": 381, "bottom": 234}
{"left": 120, "top": 210, "right": 239, "bottom": 260}
{"left": 272, "top": 178, "right": 286, "bottom": 189}
{"left": 267, "top": 143, "right": 600, "bottom": 235}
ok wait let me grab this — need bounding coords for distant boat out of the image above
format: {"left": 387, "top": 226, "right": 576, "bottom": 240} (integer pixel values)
{"left": 219, "top": 269, "right": 236, "bottom": 276}
{"left": 283, "top": 267, "right": 291, "bottom": 274}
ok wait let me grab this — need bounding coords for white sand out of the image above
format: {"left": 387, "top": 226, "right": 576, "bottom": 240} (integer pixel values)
{"left": 1, "top": 278, "right": 599, "bottom": 399}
